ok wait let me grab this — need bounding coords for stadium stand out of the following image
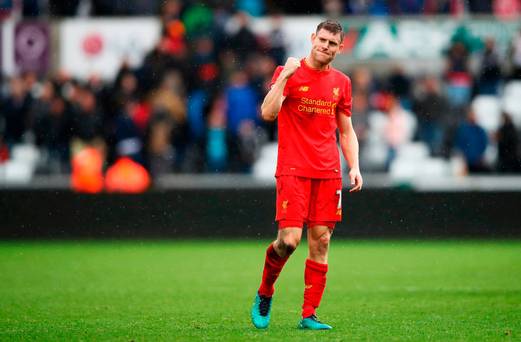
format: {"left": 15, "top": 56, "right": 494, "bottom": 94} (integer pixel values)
{"left": 1, "top": 0, "right": 521, "bottom": 188}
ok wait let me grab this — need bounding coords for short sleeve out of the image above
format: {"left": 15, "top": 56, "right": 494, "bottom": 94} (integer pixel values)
{"left": 337, "top": 76, "right": 352, "bottom": 117}
{"left": 269, "top": 66, "right": 289, "bottom": 97}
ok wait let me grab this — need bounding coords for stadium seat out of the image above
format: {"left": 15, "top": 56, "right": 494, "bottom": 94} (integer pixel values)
{"left": 471, "top": 95, "right": 501, "bottom": 133}
{"left": 390, "top": 141, "right": 451, "bottom": 181}
{"left": 395, "top": 142, "right": 430, "bottom": 160}
{"left": 502, "top": 81, "right": 521, "bottom": 127}
{"left": 252, "top": 142, "right": 278, "bottom": 180}
{"left": 0, "top": 160, "right": 34, "bottom": 183}
{"left": 11, "top": 144, "right": 40, "bottom": 166}
{"left": 0, "top": 144, "right": 40, "bottom": 184}
{"left": 390, "top": 156, "right": 450, "bottom": 180}
{"left": 363, "top": 111, "right": 389, "bottom": 170}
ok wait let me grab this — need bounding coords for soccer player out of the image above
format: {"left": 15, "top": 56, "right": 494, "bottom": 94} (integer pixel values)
{"left": 251, "top": 19, "right": 363, "bottom": 330}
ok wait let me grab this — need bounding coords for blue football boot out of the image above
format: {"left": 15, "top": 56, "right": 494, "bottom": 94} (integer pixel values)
{"left": 298, "top": 314, "right": 332, "bottom": 330}
{"left": 251, "top": 293, "right": 273, "bottom": 329}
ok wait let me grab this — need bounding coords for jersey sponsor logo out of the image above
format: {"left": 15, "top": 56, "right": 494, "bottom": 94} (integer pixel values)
{"left": 298, "top": 85, "right": 310, "bottom": 92}
{"left": 298, "top": 97, "right": 336, "bottom": 117}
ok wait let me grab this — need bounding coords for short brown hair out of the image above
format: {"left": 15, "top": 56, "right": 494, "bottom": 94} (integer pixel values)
{"left": 316, "top": 19, "right": 344, "bottom": 42}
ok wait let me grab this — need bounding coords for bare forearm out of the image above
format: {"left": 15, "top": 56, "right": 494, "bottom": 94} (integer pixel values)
{"left": 340, "top": 130, "right": 360, "bottom": 171}
{"left": 261, "top": 58, "right": 300, "bottom": 121}
{"left": 261, "top": 77, "right": 288, "bottom": 121}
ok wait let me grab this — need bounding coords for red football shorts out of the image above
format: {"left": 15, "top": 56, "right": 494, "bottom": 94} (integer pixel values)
{"left": 275, "top": 175, "right": 343, "bottom": 229}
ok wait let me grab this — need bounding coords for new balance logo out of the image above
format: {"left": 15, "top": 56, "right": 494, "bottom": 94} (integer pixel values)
{"left": 299, "top": 86, "right": 310, "bottom": 92}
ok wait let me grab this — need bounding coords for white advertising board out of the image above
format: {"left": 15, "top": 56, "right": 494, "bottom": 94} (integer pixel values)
{"left": 60, "top": 18, "right": 161, "bottom": 80}
{"left": 252, "top": 16, "right": 519, "bottom": 61}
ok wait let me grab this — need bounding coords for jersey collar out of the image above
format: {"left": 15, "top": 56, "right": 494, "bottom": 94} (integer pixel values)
{"left": 301, "top": 57, "right": 331, "bottom": 74}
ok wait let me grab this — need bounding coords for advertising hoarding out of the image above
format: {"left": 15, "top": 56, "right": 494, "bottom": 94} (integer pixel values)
{"left": 60, "top": 18, "right": 161, "bottom": 80}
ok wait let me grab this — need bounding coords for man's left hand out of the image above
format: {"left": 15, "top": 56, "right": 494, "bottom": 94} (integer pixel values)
{"left": 348, "top": 168, "right": 363, "bottom": 192}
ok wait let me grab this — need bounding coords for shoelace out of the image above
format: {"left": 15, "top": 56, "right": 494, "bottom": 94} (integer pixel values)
{"left": 259, "top": 295, "right": 272, "bottom": 316}
{"left": 308, "top": 314, "right": 322, "bottom": 322}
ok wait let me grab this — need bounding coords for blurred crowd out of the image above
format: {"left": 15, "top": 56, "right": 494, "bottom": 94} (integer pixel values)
{"left": 1, "top": 0, "right": 521, "bottom": 179}
{"left": 350, "top": 29, "right": 521, "bottom": 174}
{"left": 1, "top": 1, "right": 284, "bottom": 176}
{"left": 15, "top": 0, "right": 521, "bottom": 18}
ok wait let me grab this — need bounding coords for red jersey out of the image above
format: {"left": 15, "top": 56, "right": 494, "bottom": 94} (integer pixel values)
{"left": 270, "top": 59, "right": 352, "bottom": 179}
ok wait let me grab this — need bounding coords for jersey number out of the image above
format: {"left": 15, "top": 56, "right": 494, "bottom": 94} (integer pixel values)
{"left": 336, "top": 189, "right": 342, "bottom": 209}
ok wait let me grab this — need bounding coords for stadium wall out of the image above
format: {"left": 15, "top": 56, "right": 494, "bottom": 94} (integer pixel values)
{"left": 1, "top": 188, "right": 520, "bottom": 239}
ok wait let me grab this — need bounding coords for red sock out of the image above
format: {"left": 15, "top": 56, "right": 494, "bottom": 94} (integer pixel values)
{"left": 302, "top": 259, "right": 328, "bottom": 318}
{"left": 258, "top": 243, "right": 289, "bottom": 297}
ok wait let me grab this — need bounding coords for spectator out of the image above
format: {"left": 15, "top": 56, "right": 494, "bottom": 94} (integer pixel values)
{"left": 423, "top": 0, "right": 451, "bottom": 14}
{"left": 493, "top": 0, "right": 521, "bottom": 19}
{"left": 30, "top": 80, "right": 55, "bottom": 122}
{"left": 348, "top": 0, "right": 371, "bottom": 14}
{"left": 183, "top": 88, "right": 209, "bottom": 173}
{"left": 146, "top": 112, "right": 175, "bottom": 177}
{"left": 369, "top": 0, "right": 391, "bottom": 15}
{"left": 396, "top": 0, "right": 424, "bottom": 14}
{"left": 182, "top": 2, "right": 214, "bottom": 39}
{"left": 383, "top": 94, "right": 416, "bottom": 170}
{"left": 225, "top": 70, "right": 261, "bottom": 172}
{"left": 187, "top": 89, "right": 209, "bottom": 146}
{"left": 0, "top": 138, "right": 8, "bottom": 162}
{"left": 496, "top": 112, "right": 521, "bottom": 173}
{"left": 191, "top": 35, "right": 220, "bottom": 90}
{"left": 412, "top": 75, "right": 450, "bottom": 156}
{"left": 34, "top": 95, "right": 73, "bottom": 173}
{"left": 160, "top": 17, "right": 187, "bottom": 58}
{"left": 71, "top": 86, "right": 104, "bottom": 146}
{"left": 323, "top": 0, "right": 345, "bottom": 18}
{"left": 206, "top": 94, "right": 228, "bottom": 172}
{"left": 266, "top": 14, "right": 287, "bottom": 66}
{"left": 468, "top": 0, "right": 492, "bottom": 13}
{"left": 242, "top": 54, "right": 277, "bottom": 142}
{"left": 114, "top": 101, "right": 144, "bottom": 164}
{"left": 225, "top": 11, "right": 259, "bottom": 64}
{"left": 509, "top": 29, "right": 521, "bottom": 80}
{"left": 476, "top": 38, "right": 502, "bottom": 95}
{"left": 388, "top": 65, "right": 412, "bottom": 109}
{"left": 454, "top": 108, "right": 489, "bottom": 173}
{"left": 149, "top": 72, "right": 186, "bottom": 125}
{"left": 236, "top": 0, "right": 265, "bottom": 17}
{"left": 48, "top": 0, "right": 80, "bottom": 16}
{"left": 91, "top": 0, "right": 157, "bottom": 16}
{"left": 1, "top": 76, "right": 33, "bottom": 146}
{"left": 225, "top": 70, "right": 259, "bottom": 137}
{"left": 445, "top": 42, "right": 473, "bottom": 109}
{"left": 350, "top": 68, "right": 374, "bottom": 163}
{"left": 111, "top": 69, "right": 139, "bottom": 114}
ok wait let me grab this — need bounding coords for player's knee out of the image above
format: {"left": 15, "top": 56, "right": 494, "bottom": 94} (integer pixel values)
{"left": 318, "top": 232, "right": 331, "bottom": 249}
{"left": 281, "top": 236, "right": 300, "bottom": 255}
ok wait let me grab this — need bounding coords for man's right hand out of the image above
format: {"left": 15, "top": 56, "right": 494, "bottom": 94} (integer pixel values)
{"left": 281, "top": 57, "right": 300, "bottom": 79}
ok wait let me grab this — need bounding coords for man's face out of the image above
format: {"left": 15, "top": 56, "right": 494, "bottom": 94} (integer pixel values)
{"left": 310, "top": 29, "right": 343, "bottom": 65}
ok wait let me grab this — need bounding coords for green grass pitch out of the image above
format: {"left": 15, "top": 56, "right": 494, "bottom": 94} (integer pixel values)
{"left": 1, "top": 240, "right": 520, "bottom": 341}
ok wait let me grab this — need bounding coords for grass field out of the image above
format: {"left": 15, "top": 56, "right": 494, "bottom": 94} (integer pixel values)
{"left": 0, "top": 240, "right": 520, "bottom": 341}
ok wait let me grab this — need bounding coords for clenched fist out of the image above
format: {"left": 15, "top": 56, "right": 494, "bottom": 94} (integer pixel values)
{"left": 280, "top": 57, "right": 300, "bottom": 79}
